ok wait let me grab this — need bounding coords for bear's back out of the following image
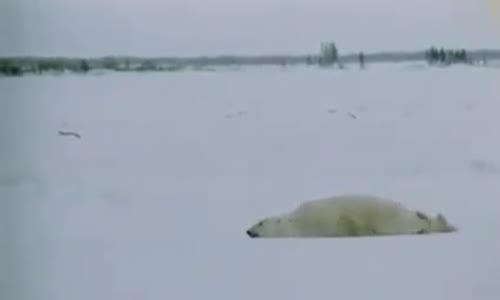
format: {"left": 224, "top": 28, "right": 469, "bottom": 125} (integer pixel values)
{"left": 289, "top": 194, "right": 409, "bottom": 236}
{"left": 294, "top": 194, "right": 404, "bottom": 215}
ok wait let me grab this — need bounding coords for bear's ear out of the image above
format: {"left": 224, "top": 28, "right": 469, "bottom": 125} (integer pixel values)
{"left": 435, "top": 213, "right": 457, "bottom": 232}
{"left": 436, "top": 213, "right": 447, "bottom": 224}
{"left": 416, "top": 211, "right": 429, "bottom": 220}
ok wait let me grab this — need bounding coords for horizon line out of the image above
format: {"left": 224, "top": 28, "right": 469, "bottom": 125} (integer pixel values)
{"left": 2, "top": 47, "right": 500, "bottom": 60}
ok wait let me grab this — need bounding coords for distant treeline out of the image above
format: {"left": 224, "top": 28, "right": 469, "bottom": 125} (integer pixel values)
{"left": 1, "top": 46, "right": 499, "bottom": 76}
{"left": 0, "top": 57, "right": 186, "bottom": 76}
{"left": 425, "top": 47, "right": 469, "bottom": 65}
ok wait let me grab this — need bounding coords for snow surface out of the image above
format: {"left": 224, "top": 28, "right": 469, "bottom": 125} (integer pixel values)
{"left": 2, "top": 63, "right": 500, "bottom": 300}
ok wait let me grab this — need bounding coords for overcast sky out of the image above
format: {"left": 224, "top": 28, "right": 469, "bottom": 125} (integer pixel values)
{"left": 1, "top": 0, "right": 499, "bottom": 57}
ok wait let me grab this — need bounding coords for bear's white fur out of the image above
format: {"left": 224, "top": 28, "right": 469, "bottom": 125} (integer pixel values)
{"left": 246, "top": 194, "right": 456, "bottom": 238}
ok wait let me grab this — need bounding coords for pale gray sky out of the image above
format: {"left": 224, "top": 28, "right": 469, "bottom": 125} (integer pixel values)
{"left": 1, "top": 0, "right": 499, "bottom": 57}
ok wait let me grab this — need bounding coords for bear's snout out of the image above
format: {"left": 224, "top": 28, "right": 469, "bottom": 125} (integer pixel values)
{"left": 246, "top": 229, "right": 259, "bottom": 238}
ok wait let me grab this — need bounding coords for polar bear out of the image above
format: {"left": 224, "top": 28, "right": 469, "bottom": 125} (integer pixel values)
{"left": 246, "top": 194, "right": 457, "bottom": 238}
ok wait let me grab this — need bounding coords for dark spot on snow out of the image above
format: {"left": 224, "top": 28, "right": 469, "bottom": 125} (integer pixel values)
{"left": 58, "top": 130, "right": 81, "bottom": 139}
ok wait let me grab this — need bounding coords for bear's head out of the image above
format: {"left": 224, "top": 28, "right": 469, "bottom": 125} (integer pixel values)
{"left": 429, "top": 213, "right": 457, "bottom": 233}
{"left": 246, "top": 216, "right": 294, "bottom": 238}
{"left": 415, "top": 211, "right": 457, "bottom": 234}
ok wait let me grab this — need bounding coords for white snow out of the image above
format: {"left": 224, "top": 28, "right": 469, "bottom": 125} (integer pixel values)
{"left": 2, "top": 63, "right": 500, "bottom": 300}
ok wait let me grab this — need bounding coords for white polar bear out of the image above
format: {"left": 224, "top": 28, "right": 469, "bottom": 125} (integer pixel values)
{"left": 246, "top": 194, "right": 457, "bottom": 238}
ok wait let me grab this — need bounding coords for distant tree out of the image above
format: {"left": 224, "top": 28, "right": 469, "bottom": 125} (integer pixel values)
{"left": 0, "top": 61, "right": 23, "bottom": 76}
{"left": 458, "top": 49, "right": 468, "bottom": 63}
{"left": 426, "top": 46, "right": 440, "bottom": 64}
{"left": 319, "top": 42, "right": 339, "bottom": 66}
{"left": 80, "top": 60, "right": 90, "bottom": 73}
{"left": 439, "top": 48, "right": 446, "bottom": 63}
{"left": 359, "top": 52, "right": 365, "bottom": 69}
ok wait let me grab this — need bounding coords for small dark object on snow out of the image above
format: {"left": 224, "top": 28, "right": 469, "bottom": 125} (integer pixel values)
{"left": 58, "top": 130, "right": 81, "bottom": 139}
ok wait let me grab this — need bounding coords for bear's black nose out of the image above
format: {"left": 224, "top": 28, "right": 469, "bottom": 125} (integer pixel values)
{"left": 246, "top": 230, "right": 258, "bottom": 238}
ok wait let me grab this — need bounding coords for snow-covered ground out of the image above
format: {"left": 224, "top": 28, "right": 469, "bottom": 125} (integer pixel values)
{"left": 2, "top": 63, "right": 500, "bottom": 300}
